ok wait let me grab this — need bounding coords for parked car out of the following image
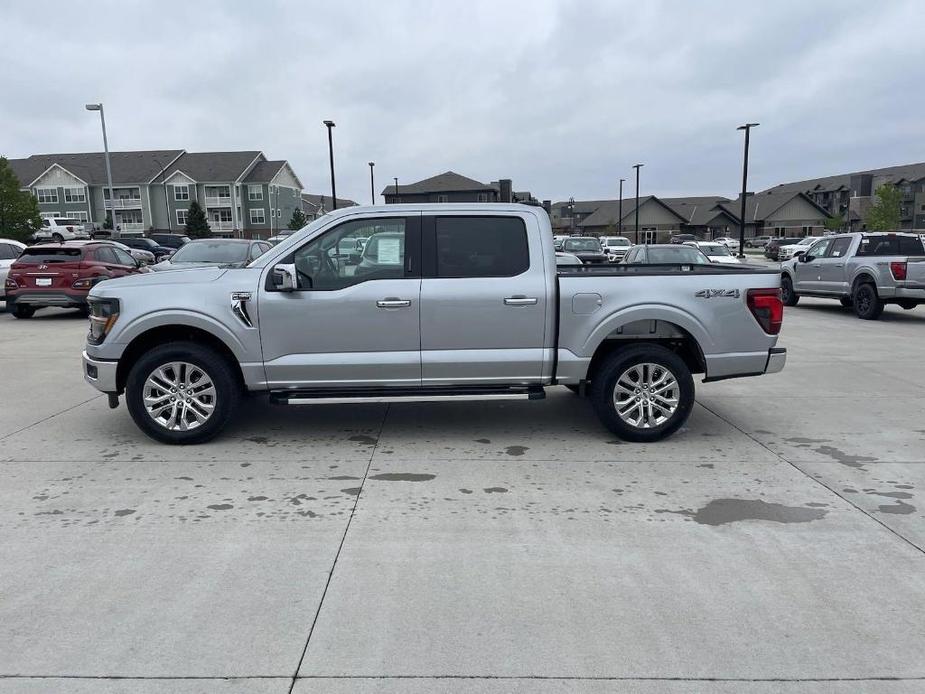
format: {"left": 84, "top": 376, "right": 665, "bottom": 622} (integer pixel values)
{"left": 268, "top": 230, "right": 297, "bottom": 245}
{"left": 5, "top": 241, "right": 143, "bottom": 318}
{"left": 147, "top": 233, "right": 191, "bottom": 251}
{"left": 553, "top": 234, "right": 570, "bottom": 251}
{"left": 33, "top": 218, "right": 91, "bottom": 243}
{"left": 119, "top": 236, "right": 175, "bottom": 262}
{"left": 746, "top": 235, "right": 772, "bottom": 249}
{"left": 622, "top": 244, "right": 711, "bottom": 265}
{"left": 713, "top": 236, "right": 741, "bottom": 253}
{"left": 669, "top": 233, "right": 697, "bottom": 245}
{"left": 684, "top": 241, "right": 743, "bottom": 265}
{"left": 0, "top": 239, "right": 27, "bottom": 303}
{"left": 777, "top": 236, "right": 823, "bottom": 261}
{"left": 780, "top": 232, "right": 925, "bottom": 319}
{"left": 600, "top": 236, "right": 633, "bottom": 262}
{"left": 555, "top": 251, "right": 582, "bottom": 265}
{"left": 81, "top": 204, "right": 786, "bottom": 445}
{"left": 765, "top": 237, "right": 803, "bottom": 261}
{"left": 561, "top": 236, "right": 608, "bottom": 264}
{"left": 150, "top": 239, "right": 272, "bottom": 272}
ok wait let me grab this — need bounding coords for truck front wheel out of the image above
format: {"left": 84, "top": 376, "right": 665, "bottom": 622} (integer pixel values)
{"left": 590, "top": 344, "right": 695, "bottom": 443}
{"left": 125, "top": 341, "right": 240, "bottom": 444}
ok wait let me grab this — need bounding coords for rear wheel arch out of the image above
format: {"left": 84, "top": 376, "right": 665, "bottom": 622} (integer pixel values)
{"left": 585, "top": 321, "right": 706, "bottom": 385}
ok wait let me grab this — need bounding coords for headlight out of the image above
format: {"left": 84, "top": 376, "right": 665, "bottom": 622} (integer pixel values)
{"left": 87, "top": 298, "right": 120, "bottom": 345}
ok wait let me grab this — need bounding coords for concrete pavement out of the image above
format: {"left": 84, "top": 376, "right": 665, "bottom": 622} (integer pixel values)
{"left": 0, "top": 300, "right": 923, "bottom": 693}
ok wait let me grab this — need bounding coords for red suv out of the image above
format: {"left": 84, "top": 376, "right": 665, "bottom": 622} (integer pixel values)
{"left": 5, "top": 242, "right": 143, "bottom": 319}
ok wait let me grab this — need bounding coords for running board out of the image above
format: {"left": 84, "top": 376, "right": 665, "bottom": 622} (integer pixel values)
{"left": 269, "top": 385, "right": 546, "bottom": 406}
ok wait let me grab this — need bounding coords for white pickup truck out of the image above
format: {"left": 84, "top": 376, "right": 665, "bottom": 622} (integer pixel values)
{"left": 81, "top": 204, "right": 787, "bottom": 444}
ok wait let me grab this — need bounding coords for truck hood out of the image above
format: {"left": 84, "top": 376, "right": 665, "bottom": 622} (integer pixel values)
{"left": 89, "top": 266, "right": 229, "bottom": 297}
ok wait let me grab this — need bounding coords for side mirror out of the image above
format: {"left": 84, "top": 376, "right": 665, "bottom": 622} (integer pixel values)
{"left": 272, "top": 263, "right": 297, "bottom": 291}
{"left": 799, "top": 254, "right": 812, "bottom": 263}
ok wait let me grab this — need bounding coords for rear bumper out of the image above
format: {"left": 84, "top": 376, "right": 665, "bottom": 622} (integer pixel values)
{"left": 702, "top": 347, "right": 787, "bottom": 382}
{"left": 6, "top": 291, "right": 88, "bottom": 309}
{"left": 82, "top": 350, "right": 119, "bottom": 393}
{"left": 764, "top": 347, "right": 787, "bottom": 374}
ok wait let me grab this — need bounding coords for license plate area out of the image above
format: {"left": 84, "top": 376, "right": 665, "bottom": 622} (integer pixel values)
{"left": 36, "top": 278, "right": 52, "bottom": 287}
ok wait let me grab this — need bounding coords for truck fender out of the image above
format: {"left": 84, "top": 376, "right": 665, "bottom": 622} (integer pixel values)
{"left": 579, "top": 303, "right": 714, "bottom": 358}
{"left": 114, "top": 309, "right": 249, "bottom": 362}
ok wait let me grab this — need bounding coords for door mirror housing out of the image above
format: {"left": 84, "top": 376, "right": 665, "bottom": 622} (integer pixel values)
{"left": 799, "top": 254, "right": 812, "bottom": 263}
{"left": 272, "top": 263, "right": 297, "bottom": 291}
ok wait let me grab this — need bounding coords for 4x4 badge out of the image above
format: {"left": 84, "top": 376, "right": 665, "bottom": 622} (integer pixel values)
{"left": 695, "top": 289, "right": 740, "bottom": 298}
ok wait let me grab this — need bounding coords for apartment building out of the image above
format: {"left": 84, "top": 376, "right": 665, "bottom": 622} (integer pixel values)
{"left": 382, "top": 171, "right": 537, "bottom": 206}
{"left": 9, "top": 149, "right": 305, "bottom": 239}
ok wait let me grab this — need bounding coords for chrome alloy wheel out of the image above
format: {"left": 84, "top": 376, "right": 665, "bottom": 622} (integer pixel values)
{"left": 612, "top": 362, "right": 679, "bottom": 429}
{"left": 143, "top": 362, "right": 216, "bottom": 431}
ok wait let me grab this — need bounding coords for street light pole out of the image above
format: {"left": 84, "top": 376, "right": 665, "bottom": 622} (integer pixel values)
{"left": 368, "top": 162, "right": 375, "bottom": 205}
{"left": 323, "top": 120, "right": 337, "bottom": 210}
{"left": 152, "top": 157, "right": 172, "bottom": 232}
{"left": 393, "top": 177, "right": 399, "bottom": 200}
{"left": 85, "top": 103, "right": 116, "bottom": 236}
{"left": 736, "top": 123, "right": 759, "bottom": 258}
{"left": 633, "top": 163, "right": 644, "bottom": 244}
{"left": 618, "top": 178, "right": 625, "bottom": 235}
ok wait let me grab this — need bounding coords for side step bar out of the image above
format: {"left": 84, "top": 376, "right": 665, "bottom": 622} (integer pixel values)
{"left": 269, "top": 385, "right": 546, "bottom": 406}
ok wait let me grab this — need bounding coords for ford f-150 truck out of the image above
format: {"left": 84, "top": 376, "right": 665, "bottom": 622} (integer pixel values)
{"left": 81, "top": 204, "right": 787, "bottom": 444}
{"left": 780, "top": 232, "right": 925, "bottom": 319}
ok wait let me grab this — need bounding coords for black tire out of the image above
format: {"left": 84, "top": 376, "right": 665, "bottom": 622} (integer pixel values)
{"left": 590, "top": 344, "right": 695, "bottom": 443}
{"left": 839, "top": 297, "right": 853, "bottom": 308}
{"left": 77, "top": 305, "right": 90, "bottom": 318}
{"left": 52, "top": 233, "right": 64, "bottom": 243}
{"left": 853, "top": 283, "right": 883, "bottom": 320}
{"left": 12, "top": 304, "right": 35, "bottom": 319}
{"left": 898, "top": 300, "right": 917, "bottom": 310}
{"left": 125, "top": 341, "right": 241, "bottom": 444}
{"left": 781, "top": 275, "right": 799, "bottom": 306}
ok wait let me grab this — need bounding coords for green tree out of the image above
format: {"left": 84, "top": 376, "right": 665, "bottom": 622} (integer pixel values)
{"left": 0, "top": 155, "right": 42, "bottom": 241}
{"left": 103, "top": 211, "right": 113, "bottom": 230}
{"left": 184, "top": 201, "right": 210, "bottom": 238}
{"left": 865, "top": 184, "right": 903, "bottom": 231}
{"left": 824, "top": 213, "right": 844, "bottom": 231}
{"left": 287, "top": 208, "right": 307, "bottom": 230}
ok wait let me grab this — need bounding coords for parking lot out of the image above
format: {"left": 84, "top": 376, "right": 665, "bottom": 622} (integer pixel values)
{"left": 1, "top": 298, "right": 924, "bottom": 693}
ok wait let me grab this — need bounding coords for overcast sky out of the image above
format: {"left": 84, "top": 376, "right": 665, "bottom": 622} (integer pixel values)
{"left": 2, "top": 0, "right": 923, "bottom": 203}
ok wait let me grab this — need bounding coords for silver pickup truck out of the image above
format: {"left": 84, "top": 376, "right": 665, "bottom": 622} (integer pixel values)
{"left": 780, "top": 232, "right": 925, "bottom": 319}
{"left": 81, "top": 204, "right": 786, "bottom": 444}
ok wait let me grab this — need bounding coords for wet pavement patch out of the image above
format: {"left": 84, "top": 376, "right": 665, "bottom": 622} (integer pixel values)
{"left": 206, "top": 504, "right": 234, "bottom": 511}
{"left": 878, "top": 500, "right": 916, "bottom": 515}
{"left": 459, "top": 488, "right": 473, "bottom": 494}
{"left": 657, "top": 498, "right": 828, "bottom": 526}
{"left": 368, "top": 473, "right": 435, "bottom": 482}
{"left": 328, "top": 475, "right": 361, "bottom": 480}
{"left": 813, "top": 445, "right": 878, "bottom": 468}
{"left": 868, "top": 491, "right": 914, "bottom": 499}
{"left": 474, "top": 438, "right": 491, "bottom": 444}
{"left": 349, "top": 435, "right": 378, "bottom": 445}
{"left": 504, "top": 446, "right": 529, "bottom": 456}
{"left": 113, "top": 509, "right": 135, "bottom": 517}
{"left": 483, "top": 487, "right": 508, "bottom": 494}
{"left": 341, "top": 487, "right": 362, "bottom": 496}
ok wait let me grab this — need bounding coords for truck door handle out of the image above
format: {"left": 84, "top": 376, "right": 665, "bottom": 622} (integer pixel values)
{"left": 504, "top": 296, "right": 538, "bottom": 306}
{"left": 834, "top": 264, "right": 844, "bottom": 268}
{"left": 376, "top": 298, "right": 411, "bottom": 309}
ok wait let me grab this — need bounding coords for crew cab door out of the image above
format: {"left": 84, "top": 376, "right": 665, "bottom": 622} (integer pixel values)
{"left": 419, "top": 213, "right": 550, "bottom": 384}
{"left": 258, "top": 214, "right": 422, "bottom": 388}
{"left": 793, "top": 238, "right": 833, "bottom": 293}
{"left": 818, "top": 236, "right": 853, "bottom": 294}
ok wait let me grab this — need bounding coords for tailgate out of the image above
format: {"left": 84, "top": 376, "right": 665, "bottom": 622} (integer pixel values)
{"left": 903, "top": 257, "right": 925, "bottom": 286}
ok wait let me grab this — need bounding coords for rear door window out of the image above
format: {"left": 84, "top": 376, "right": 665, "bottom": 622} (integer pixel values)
{"left": 828, "top": 237, "right": 852, "bottom": 258}
{"left": 899, "top": 236, "right": 925, "bottom": 255}
{"left": 434, "top": 216, "right": 529, "bottom": 278}
{"left": 0, "top": 243, "right": 21, "bottom": 260}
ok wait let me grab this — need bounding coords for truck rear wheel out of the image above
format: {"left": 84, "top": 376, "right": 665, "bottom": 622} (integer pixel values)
{"left": 781, "top": 275, "right": 799, "bottom": 306}
{"left": 125, "top": 341, "right": 240, "bottom": 444}
{"left": 853, "top": 283, "right": 883, "bottom": 320}
{"left": 590, "top": 344, "right": 694, "bottom": 443}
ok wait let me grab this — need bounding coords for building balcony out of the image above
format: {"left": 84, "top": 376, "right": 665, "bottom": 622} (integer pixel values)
{"left": 208, "top": 220, "right": 236, "bottom": 231}
{"left": 205, "top": 196, "right": 233, "bottom": 207}
{"left": 104, "top": 198, "right": 143, "bottom": 209}
{"left": 117, "top": 222, "right": 145, "bottom": 233}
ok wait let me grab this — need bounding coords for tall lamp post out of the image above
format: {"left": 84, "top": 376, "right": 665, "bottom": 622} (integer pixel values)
{"left": 85, "top": 103, "right": 116, "bottom": 235}
{"left": 393, "top": 177, "right": 399, "bottom": 200}
{"left": 323, "top": 120, "right": 337, "bottom": 210}
{"left": 152, "top": 157, "right": 172, "bottom": 232}
{"left": 736, "top": 123, "right": 759, "bottom": 258}
{"left": 633, "top": 163, "right": 644, "bottom": 244}
{"left": 368, "top": 162, "right": 375, "bottom": 205}
{"left": 618, "top": 178, "right": 625, "bottom": 235}
{"left": 568, "top": 196, "right": 575, "bottom": 234}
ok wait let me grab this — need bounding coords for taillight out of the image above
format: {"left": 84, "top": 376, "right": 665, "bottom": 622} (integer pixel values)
{"left": 747, "top": 288, "right": 783, "bottom": 335}
{"left": 4, "top": 277, "right": 17, "bottom": 290}
{"left": 72, "top": 278, "right": 97, "bottom": 289}
{"left": 890, "top": 261, "right": 907, "bottom": 281}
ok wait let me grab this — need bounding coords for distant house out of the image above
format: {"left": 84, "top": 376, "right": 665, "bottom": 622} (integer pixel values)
{"left": 8, "top": 149, "right": 304, "bottom": 239}
{"left": 717, "top": 191, "right": 830, "bottom": 238}
{"left": 300, "top": 193, "right": 358, "bottom": 220}
{"left": 382, "top": 171, "right": 536, "bottom": 205}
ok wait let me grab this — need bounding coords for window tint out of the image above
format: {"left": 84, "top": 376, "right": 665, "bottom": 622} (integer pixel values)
{"left": 899, "top": 236, "right": 925, "bottom": 255}
{"left": 0, "top": 243, "right": 20, "bottom": 260}
{"left": 293, "top": 218, "right": 406, "bottom": 290}
{"left": 18, "top": 248, "right": 82, "bottom": 263}
{"left": 113, "top": 248, "right": 135, "bottom": 266}
{"left": 857, "top": 235, "right": 924, "bottom": 256}
{"left": 97, "top": 247, "right": 120, "bottom": 264}
{"left": 435, "top": 216, "right": 528, "bottom": 278}
{"left": 828, "top": 237, "right": 852, "bottom": 258}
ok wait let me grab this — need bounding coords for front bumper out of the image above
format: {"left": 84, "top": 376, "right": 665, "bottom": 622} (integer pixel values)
{"left": 82, "top": 350, "right": 119, "bottom": 393}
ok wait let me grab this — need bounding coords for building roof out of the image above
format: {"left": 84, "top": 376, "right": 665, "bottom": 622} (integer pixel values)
{"left": 163, "top": 151, "right": 262, "bottom": 183}
{"left": 8, "top": 150, "right": 185, "bottom": 186}
{"left": 718, "top": 190, "right": 830, "bottom": 222}
{"left": 762, "top": 161, "right": 925, "bottom": 195}
{"left": 243, "top": 160, "right": 286, "bottom": 183}
{"left": 579, "top": 196, "right": 704, "bottom": 228}
{"left": 661, "top": 196, "right": 732, "bottom": 225}
{"left": 550, "top": 199, "right": 615, "bottom": 216}
{"left": 301, "top": 193, "right": 358, "bottom": 210}
{"left": 381, "top": 171, "right": 496, "bottom": 196}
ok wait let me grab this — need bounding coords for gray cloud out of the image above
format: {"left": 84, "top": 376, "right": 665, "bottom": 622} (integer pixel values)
{"left": 1, "top": 0, "right": 922, "bottom": 202}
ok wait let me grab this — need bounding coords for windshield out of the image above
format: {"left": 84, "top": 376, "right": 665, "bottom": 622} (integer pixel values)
{"left": 127, "top": 238, "right": 158, "bottom": 249}
{"left": 604, "top": 237, "right": 631, "bottom": 247}
{"left": 699, "top": 244, "right": 730, "bottom": 257}
{"left": 17, "top": 248, "right": 83, "bottom": 263}
{"left": 563, "top": 238, "right": 602, "bottom": 252}
{"left": 170, "top": 241, "right": 250, "bottom": 264}
{"left": 647, "top": 246, "right": 710, "bottom": 264}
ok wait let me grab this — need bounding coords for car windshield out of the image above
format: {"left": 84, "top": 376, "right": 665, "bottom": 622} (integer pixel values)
{"left": 127, "top": 238, "right": 159, "bottom": 249}
{"left": 647, "top": 246, "right": 710, "bottom": 264}
{"left": 797, "top": 237, "right": 820, "bottom": 246}
{"left": 17, "top": 248, "right": 83, "bottom": 263}
{"left": 170, "top": 241, "right": 250, "bottom": 264}
{"left": 564, "top": 238, "right": 602, "bottom": 252}
{"left": 605, "top": 238, "right": 631, "bottom": 247}
{"left": 700, "top": 244, "right": 730, "bottom": 256}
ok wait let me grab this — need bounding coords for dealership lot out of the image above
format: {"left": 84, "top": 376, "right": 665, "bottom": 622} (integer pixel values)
{"left": 0, "top": 300, "right": 923, "bottom": 693}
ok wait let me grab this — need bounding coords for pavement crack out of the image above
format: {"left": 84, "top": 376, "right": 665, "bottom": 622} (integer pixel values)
{"left": 0, "top": 394, "right": 103, "bottom": 442}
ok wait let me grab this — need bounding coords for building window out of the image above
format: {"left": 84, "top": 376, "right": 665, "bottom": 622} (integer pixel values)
{"left": 176, "top": 209, "right": 188, "bottom": 226}
{"left": 35, "top": 187, "right": 58, "bottom": 204}
{"left": 248, "top": 185, "right": 263, "bottom": 201}
{"left": 67, "top": 211, "right": 89, "bottom": 222}
{"left": 174, "top": 185, "right": 190, "bottom": 201}
{"left": 277, "top": 209, "right": 281, "bottom": 219}
{"left": 210, "top": 209, "right": 233, "bottom": 223}
{"left": 40, "top": 212, "right": 62, "bottom": 219}
{"left": 802, "top": 225, "right": 812, "bottom": 235}
{"left": 477, "top": 193, "right": 488, "bottom": 203}
{"left": 250, "top": 208, "right": 266, "bottom": 225}
{"left": 64, "top": 187, "right": 86, "bottom": 203}
{"left": 436, "top": 194, "right": 449, "bottom": 203}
